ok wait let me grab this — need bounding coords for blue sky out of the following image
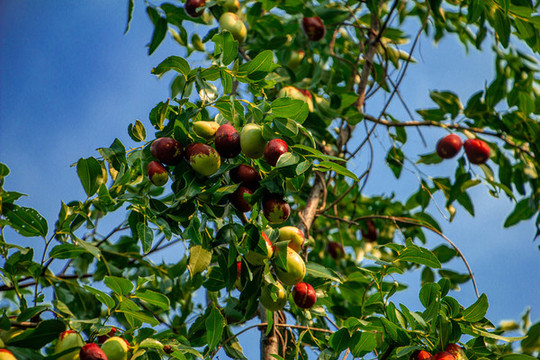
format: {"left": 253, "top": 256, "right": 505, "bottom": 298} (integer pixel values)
{"left": 1, "top": 1, "right": 539, "bottom": 358}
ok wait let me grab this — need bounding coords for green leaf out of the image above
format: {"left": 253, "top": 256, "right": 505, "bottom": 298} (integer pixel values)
{"left": 118, "top": 301, "right": 159, "bottom": 327}
{"left": 137, "top": 222, "right": 154, "bottom": 254}
{"left": 104, "top": 276, "right": 134, "bottom": 296}
{"left": 97, "top": 139, "right": 127, "bottom": 172}
{"left": 380, "top": 317, "right": 410, "bottom": 345}
{"left": 504, "top": 198, "right": 536, "bottom": 227}
{"left": 430, "top": 91, "right": 462, "bottom": 118}
{"left": 83, "top": 285, "right": 115, "bottom": 312}
{"left": 329, "top": 328, "right": 351, "bottom": 352}
{"left": 125, "top": 0, "right": 134, "bottom": 34}
{"left": 135, "top": 289, "right": 170, "bottom": 310}
{"left": 0, "top": 162, "right": 10, "bottom": 177}
{"left": 128, "top": 119, "right": 146, "bottom": 142}
{"left": 49, "top": 244, "right": 89, "bottom": 259}
{"left": 271, "top": 98, "right": 309, "bottom": 124}
{"left": 206, "top": 305, "right": 225, "bottom": 351}
{"left": 213, "top": 32, "right": 238, "bottom": 66}
{"left": 274, "top": 117, "right": 299, "bottom": 137}
{"left": 188, "top": 245, "right": 212, "bottom": 276}
{"left": 152, "top": 56, "right": 191, "bottom": 78}
{"left": 417, "top": 152, "right": 444, "bottom": 165}
{"left": 386, "top": 147, "right": 404, "bottom": 178}
{"left": 148, "top": 17, "right": 167, "bottom": 55}
{"left": 7, "top": 319, "right": 65, "bottom": 349}
{"left": 76, "top": 157, "right": 103, "bottom": 197}
{"left": 419, "top": 282, "right": 440, "bottom": 308}
{"left": 470, "top": 325, "right": 525, "bottom": 342}
{"left": 245, "top": 50, "right": 278, "bottom": 74}
{"left": 499, "top": 354, "right": 537, "bottom": 360}
{"left": 396, "top": 245, "right": 441, "bottom": 269}
{"left": 16, "top": 305, "right": 50, "bottom": 322}
{"left": 306, "top": 262, "right": 342, "bottom": 283}
{"left": 316, "top": 161, "right": 359, "bottom": 182}
{"left": 462, "top": 293, "right": 488, "bottom": 322}
{"left": 350, "top": 331, "right": 377, "bottom": 357}
{"left": 4, "top": 205, "right": 48, "bottom": 237}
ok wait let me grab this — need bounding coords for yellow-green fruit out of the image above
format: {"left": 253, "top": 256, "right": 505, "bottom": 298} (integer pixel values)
{"left": 274, "top": 247, "right": 306, "bottom": 286}
{"left": 278, "top": 226, "right": 305, "bottom": 252}
{"left": 219, "top": 12, "right": 247, "bottom": 44}
{"left": 223, "top": 0, "right": 240, "bottom": 12}
{"left": 240, "top": 123, "right": 267, "bottom": 159}
{"left": 286, "top": 50, "right": 305, "bottom": 69}
{"left": 191, "top": 34, "right": 205, "bottom": 52}
{"left": 193, "top": 121, "right": 220, "bottom": 139}
{"left": 0, "top": 349, "right": 17, "bottom": 360}
{"left": 260, "top": 282, "right": 287, "bottom": 311}
{"left": 245, "top": 233, "right": 274, "bottom": 266}
{"left": 102, "top": 337, "right": 130, "bottom": 360}
{"left": 54, "top": 330, "right": 85, "bottom": 360}
{"left": 185, "top": 143, "right": 221, "bottom": 176}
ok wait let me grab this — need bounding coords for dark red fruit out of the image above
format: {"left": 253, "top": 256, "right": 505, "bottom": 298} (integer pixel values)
{"left": 464, "top": 139, "right": 490, "bottom": 164}
{"left": 185, "top": 0, "right": 206, "bottom": 17}
{"left": 163, "top": 345, "right": 173, "bottom": 354}
{"left": 97, "top": 327, "right": 117, "bottom": 344}
{"left": 432, "top": 352, "right": 455, "bottom": 360}
{"left": 411, "top": 350, "right": 433, "bottom": 360}
{"left": 436, "top": 134, "right": 462, "bottom": 159}
{"left": 230, "top": 164, "right": 260, "bottom": 190}
{"left": 147, "top": 161, "right": 168, "bottom": 186}
{"left": 327, "top": 241, "right": 344, "bottom": 260}
{"left": 80, "top": 343, "right": 108, "bottom": 360}
{"left": 262, "top": 194, "right": 290, "bottom": 224}
{"left": 230, "top": 186, "right": 254, "bottom": 212}
{"left": 445, "top": 344, "right": 466, "bottom": 360}
{"left": 215, "top": 123, "right": 241, "bottom": 158}
{"left": 292, "top": 282, "right": 317, "bottom": 309}
{"left": 150, "top": 137, "right": 183, "bottom": 165}
{"left": 361, "top": 219, "right": 378, "bottom": 242}
{"left": 302, "top": 17, "right": 326, "bottom": 41}
{"left": 264, "top": 139, "right": 289, "bottom": 166}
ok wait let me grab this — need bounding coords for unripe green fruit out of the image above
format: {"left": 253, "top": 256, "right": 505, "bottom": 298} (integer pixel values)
{"left": 274, "top": 247, "right": 306, "bottom": 286}
{"left": 193, "top": 121, "right": 220, "bottom": 139}
{"left": 223, "top": 0, "right": 240, "bottom": 12}
{"left": 245, "top": 233, "right": 274, "bottom": 266}
{"left": 278, "top": 226, "right": 304, "bottom": 252}
{"left": 287, "top": 50, "right": 305, "bottom": 69}
{"left": 219, "top": 12, "right": 247, "bottom": 44}
{"left": 185, "top": 143, "right": 221, "bottom": 176}
{"left": 240, "top": 123, "right": 267, "bottom": 159}
{"left": 102, "top": 337, "right": 130, "bottom": 360}
{"left": 260, "top": 282, "right": 287, "bottom": 311}
{"left": 0, "top": 349, "right": 17, "bottom": 360}
{"left": 54, "top": 330, "right": 85, "bottom": 360}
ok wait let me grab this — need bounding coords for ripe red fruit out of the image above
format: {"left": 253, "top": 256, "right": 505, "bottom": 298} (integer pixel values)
{"left": 80, "top": 343, "right": 108, "bottom": 360}
{"left": 262, "top": 194, "right": 291, "bottom": 224}
{"left": 302, "top": 17, "right": 326, "bottom": 41}
{"left": 229, "top": 186, "right": 254, "bottom": 212}
{"left": 464, "top": 139, "right": 490, "bottom": 164}
{"left": 432, "top": 352, "right": 455, "bottom": 360}
{"left": 436, "top": 134, "right": 462, "bottom": 159}
{"left": 185, "top": 143, "right": 221, "bottom": 176}
{"left": 147, "top": 161, "right": 168, "bottom": 186}
{"left": 215, "top": 123, "right": 241, "bottom": 158}
{"left": 361, "top": 219, "right": 378, "bottom": 242}
{"left": 411, "top": 350, "right": 433, "bottom": 360}
{"left": 97, "top": 327, "right": 117, "bottom": 344}
{"left": 163, "top": 345, "right": 173, "bottom": 354}
{"left": 150, "top": 137, "right": 183, "bottom": 165}
{"left": 445, "top": 344, "right": 466, "bottom": 360}
{"left": 185, "top": 0, "right": 206, "bottom": 17}
{"left": 230, "top": 164, "right": 260, "bottom": 190}
{"left": 327, "top": 241, "right": 344, "bottom": 260}
{"left": 292, "top": 282, "right": 317, "bottom": 309}
{"left": 264, "top": 139, "right": 289, "bottom": 166}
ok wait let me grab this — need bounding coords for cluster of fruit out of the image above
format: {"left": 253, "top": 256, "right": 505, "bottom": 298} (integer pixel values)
{"left": 147, "top": 119, "right": 294, "bottom": 223}
{"left": 412, "top": 344, "right": 467, "bottom": 360}
{"left": 238, "top": 226, "right": 317, "bottom": 311}
{"left": 184, "top": 0, "right": 327, "bottom": 43}
{"left": 436, "top": 134, "right": 491, "bottom": 164}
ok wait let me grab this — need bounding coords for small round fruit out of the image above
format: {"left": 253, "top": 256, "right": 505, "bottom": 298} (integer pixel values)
{"left": 215, "top": 123, "right": 241, "bottom": 158}
{"left": 150, "top": 137, "right": 183, "bottom": 165}
{"left": 0, "top": 350, "right": 17, "bottom": 360}
{"left": 292, "top": 282, "right": 316, "bottom": 309}
{"left": 278, "top": 226, "right": 304, "bottom": 252}
{"left": 361, "top": 219, "right": 378, "bottom": 242}
{"left": 262, "top": 194, "right": 290, "bottom": 224}
{"left": 193, "top": 121, "right": 220, "bottom": 139}
{"left": 147, "top": 161, "right": 168, "bottom": 186}
{"left": 464, "top": 138, "right": 490, "bottom": 164}
{"left": 240, "top": 123, "right": 267, "bottom": 159}
{"left": 79, "top": 343, "right": 108, "bottom": 360}
{"left": 245, "top": 233, "right": 274, "bottom": 266}
{"left": 223, "top": 0, "right": 240, "bottom": 12}
{"left": 229, "top": 164, "right": 260, "bottom": 190}
{"left": 185, "top": 143, "right": 221, "bottom": 176}
{"left": 185, "top": 0, "right": 206, "bottom": 17}
{"left": 102, "top": 337, "right": 130, "bottom": 360}
{"left": 287, "top": 50, "right": 305, "bottom": 69}
{"left": 433, "top": 352, "right": 455, "bottom": 360}
{"left": 302, "top": 16, "right": 326, "bottom": 41}
{"left": 436, "top": 134, "right": 462, "bottom": 159}
{"left": 219, "top": 12, "right": 247, "bottom": 44}
{"left": 411, "top": 350, "right": 433, "bottom": 360}
{"left": 264, "top": 139, "right": 289, "bottom": 166}
{"left": 274, "top": 247, "right": 306, "bottom": 286}
{"left": 260, "top": 282, "right": 287, "bottom": 311}
{"left": 327, "top": 241, "right": 345, "bottom": 260}
{"left": 54, "top": 330, "right": 85, "bottom": 360}
{"left": 163, "top": 345, "right": 173, "bottom": 354}
{"left": 229, "top": 186, "right": 253, "bottom": 212}
{"left": 445, "top": 344, "right": 466, "bottom": 360}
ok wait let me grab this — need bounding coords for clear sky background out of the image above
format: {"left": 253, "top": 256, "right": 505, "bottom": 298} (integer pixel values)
{"left": 1, "top": 1, "right": 539, "bottom": 358}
